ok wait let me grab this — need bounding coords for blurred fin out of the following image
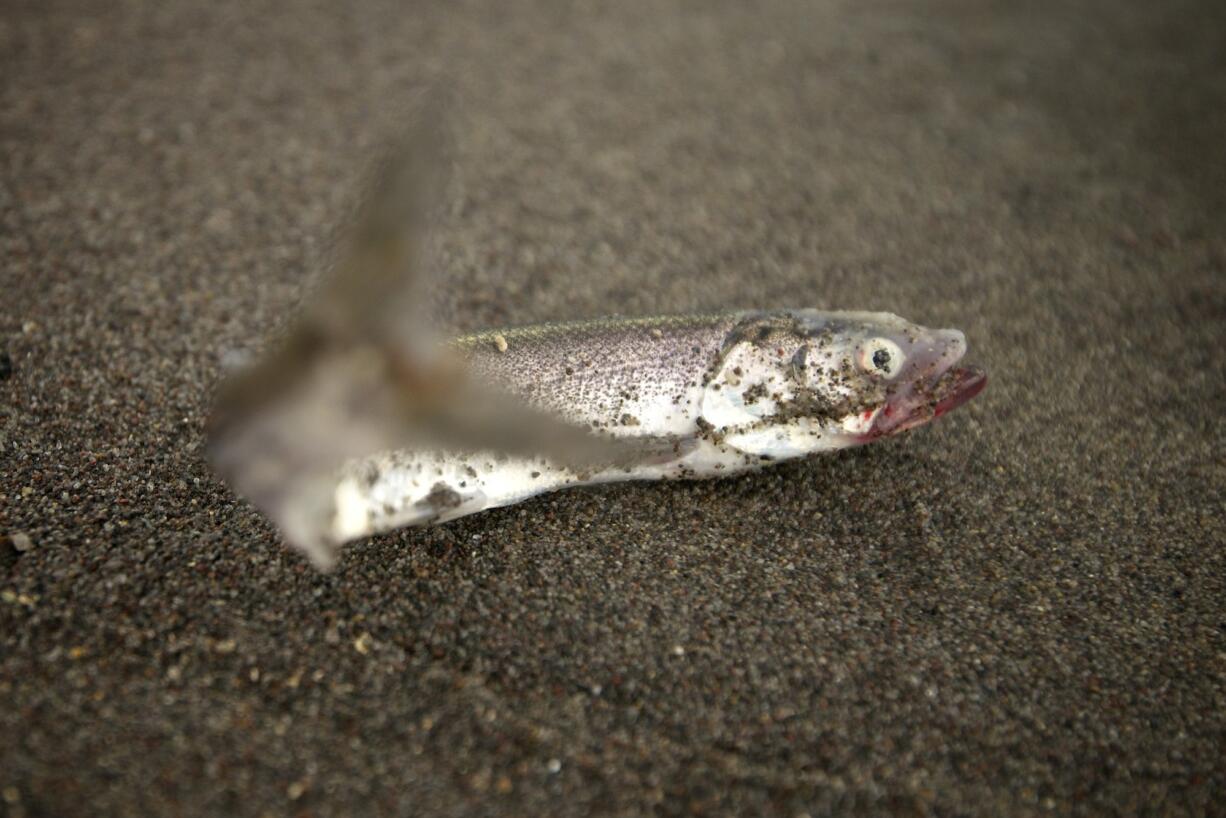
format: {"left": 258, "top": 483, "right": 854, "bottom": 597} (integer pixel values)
{"left": 207, "top": 93, "right": 643, "bottom": 569}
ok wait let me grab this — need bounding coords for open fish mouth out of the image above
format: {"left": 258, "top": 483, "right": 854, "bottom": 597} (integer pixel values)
{"left": 851, "top": 322, "right": 987, "bottom": 442}
{"left": 931, "top": 365, "right": 988, "bottom": 418}
{"left": 862, "top": 364, "right": 987, "bottom": 439}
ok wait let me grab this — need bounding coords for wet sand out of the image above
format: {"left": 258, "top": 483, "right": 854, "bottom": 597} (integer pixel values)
{"left": 2, "top": 0, "right": 1224, "bottom": 814}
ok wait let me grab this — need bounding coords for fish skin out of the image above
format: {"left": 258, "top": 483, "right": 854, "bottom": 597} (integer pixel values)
{"left": 454, "top": 312, "right": 740, "bottom": 436}
{"left": 327, "top": 309, "right": 985, "bottom": 548}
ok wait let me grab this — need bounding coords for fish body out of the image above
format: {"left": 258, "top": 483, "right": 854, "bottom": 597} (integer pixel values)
{"left": 328, "top": 309, "right": 986, "bottom": 544}
{"left": 205, "top": 110, "right": 988, "bottom": 568}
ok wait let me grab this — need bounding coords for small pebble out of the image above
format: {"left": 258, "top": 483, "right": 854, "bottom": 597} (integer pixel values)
{"left": 9, "top": 532, "right": 32, "bottom": 552}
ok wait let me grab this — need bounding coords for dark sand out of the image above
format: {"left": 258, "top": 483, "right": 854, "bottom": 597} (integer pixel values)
{"left": 2, "top": 1, "right": 1224, "bottom": 815}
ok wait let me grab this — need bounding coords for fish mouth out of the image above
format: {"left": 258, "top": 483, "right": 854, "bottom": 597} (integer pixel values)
{"left": 931, "top": 365, "right": 988, "bottom": 418}
{"left": 864, "top": 364, "right": 987, "bottom": 439}
{"left": 853, "top": 323, "right": 987, "bottom": 442}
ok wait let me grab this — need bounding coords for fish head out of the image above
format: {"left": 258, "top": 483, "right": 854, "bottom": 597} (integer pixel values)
{"left": 701, "top": 310, "right": 986, "bottom": 458}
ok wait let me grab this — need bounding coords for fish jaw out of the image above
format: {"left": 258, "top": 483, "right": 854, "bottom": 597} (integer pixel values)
{"left": 855, "top": 329, "right": 987, "bottom": 441}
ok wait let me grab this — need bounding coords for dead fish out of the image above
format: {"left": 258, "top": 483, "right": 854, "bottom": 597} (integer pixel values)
{"left": 206, "top": 101, "right": 986, "bottom": 569}
{"left": 329, "top": 310, "right": 986, "bottom": 550}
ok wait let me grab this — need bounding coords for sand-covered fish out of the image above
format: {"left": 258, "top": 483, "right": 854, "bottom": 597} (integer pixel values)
{"left": 329, "top": 311, "right": 986, "bottom": 547}
{"left": 206, "top": 103, "right": 986, "bottom": 568}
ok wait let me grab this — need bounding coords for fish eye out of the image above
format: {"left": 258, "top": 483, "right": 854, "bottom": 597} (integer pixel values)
{"left": 859, "top": 338, "right": 904, "bottom": 379}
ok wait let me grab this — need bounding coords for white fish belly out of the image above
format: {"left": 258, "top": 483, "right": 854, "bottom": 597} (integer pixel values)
{"left": 329, "top": 431, "right": 772, "bottom": 543}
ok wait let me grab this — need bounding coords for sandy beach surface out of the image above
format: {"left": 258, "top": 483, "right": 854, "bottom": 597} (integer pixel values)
{"left": 2, "top": 0, "right": 1224, "bottom": 814}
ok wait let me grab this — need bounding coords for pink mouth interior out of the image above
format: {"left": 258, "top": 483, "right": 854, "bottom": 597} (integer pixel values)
{"left": 932, "top": 366, "right": 988, "bottom": 418}
{"left": 861, "top": 365, "right": 987, "bottom": 441}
